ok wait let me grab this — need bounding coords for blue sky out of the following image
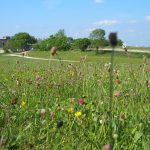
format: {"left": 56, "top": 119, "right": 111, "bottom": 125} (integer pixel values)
{"left": 0, "top": 0, "right": 150, "bottom": 46}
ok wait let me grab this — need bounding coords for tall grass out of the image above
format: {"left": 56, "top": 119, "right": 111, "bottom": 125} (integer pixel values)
{"left": 0, "top": 53, "right": 150, "bottom": 149}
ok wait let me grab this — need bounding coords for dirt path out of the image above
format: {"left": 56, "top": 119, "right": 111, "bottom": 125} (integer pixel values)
{"left": 102, "top": 48, "right": 150, "bottom": 53}
{"left": 5, "top": 53, "right": 80, "bottom": 63}
{"left": 4, "top": 49, "right": 150, "bottom": 63}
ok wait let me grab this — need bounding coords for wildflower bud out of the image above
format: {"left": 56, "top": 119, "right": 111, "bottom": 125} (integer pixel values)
{"left": 51, "top": 47, "right": 57, "bottom": 56}
{"left": 125, "top": 93, "right": 129, "bottom": 97}
{"left": 102, "top": 144, "right": 112, "bottom": 150}
{"left": 57, "top": 120, "right": 63, "bottom": 128}
{"left": 109, "top": 32, "right": 118, "bottom": 47}
{"left": 50, "top": 112, "right": 55, "bottom": 119}
{"left": 115, "top": 79, "right": 121, "bottom": 85}
{"left": 78, "top": 98, "right": 84, "bottom": 105}
{"left": 119, "top": 113, "right": 125, "bottom": 119}
{"left": 114, "top": 91, "right": 121, "bottom": 97}
{"left": 40, "top": 109, "right": 46, "bottom": 116}
{"left": 11, "top": 96, "right": 18, "bottom": 105}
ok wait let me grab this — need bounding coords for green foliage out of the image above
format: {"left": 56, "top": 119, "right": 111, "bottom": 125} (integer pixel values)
{"left": 4, "top": 32, "right": 37, "bottom": 51}
{"left": 89, "top": 29, "right": 105, "bottom": 40}
{"left": 36, "top": 36, "right": 72, "bottom": 51}
{"left": 73, "top": 38, "right": 91, "bottom": 51}
{"left": 36, "top": 29, "right": 73, "bottom": 51}
{"left": 89, "top": 29, "right": 108, "bottom": 54}
{"left": 54, "top": 29, "right": 66, "bottom": 38}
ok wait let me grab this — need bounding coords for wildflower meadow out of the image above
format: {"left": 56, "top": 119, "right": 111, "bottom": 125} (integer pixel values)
{"left": 0, "top": 50, "right": 150, "bottom": 150}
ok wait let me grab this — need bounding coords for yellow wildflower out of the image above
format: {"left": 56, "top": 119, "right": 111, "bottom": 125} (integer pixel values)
{"left": 75, "top": 111, "right": 82, "bottom": 117}
{"left": 67, "top": 108, "right": 73, "bottom": 113}
{"left": 21, "top": 101, "right": 26, "bottom": 107}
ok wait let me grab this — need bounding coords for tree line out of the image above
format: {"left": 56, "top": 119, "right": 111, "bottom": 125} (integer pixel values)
{"left": 4, "top": 28, "right": 123, "bottom": 53}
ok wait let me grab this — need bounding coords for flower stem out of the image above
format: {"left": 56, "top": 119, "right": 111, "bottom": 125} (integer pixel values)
{"left": 109, "top": 47, "right": 115, "bottom": 146}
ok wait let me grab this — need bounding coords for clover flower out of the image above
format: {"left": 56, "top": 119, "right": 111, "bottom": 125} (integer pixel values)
{"left": 78, "top": 98, "right": 84, "bottom": 105}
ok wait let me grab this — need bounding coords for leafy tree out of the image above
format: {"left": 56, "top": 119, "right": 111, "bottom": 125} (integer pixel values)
{"left": 73, "top": 38, "right": 91, "bottom": 51}
{"left": 36, "top": 30, "right": 72, "bottom": 51}
{"left": 4, "top": 32, "right": 37, "bottom": 51}
{"left": 54, "top": 29, "right": 65, "bottom": 38}
{"left": 89, "top": 29, "right": 107, "bottom": 54}
{"left": 54, "top": 36, "right": 71, "bottom": 50}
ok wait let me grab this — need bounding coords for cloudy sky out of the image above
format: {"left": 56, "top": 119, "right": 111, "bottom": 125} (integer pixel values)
{"left": 0, "top": 0, "right": 150, "bottom": 46}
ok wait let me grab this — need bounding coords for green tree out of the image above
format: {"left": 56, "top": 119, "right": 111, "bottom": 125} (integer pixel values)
{"left": 89, "top": 29, "right": 107, "bottom": 54}
{"left": 4, "top": 32, "right": 37, "bottom": 51}
{"left": 36, "top": 31, "right": 72, "bottom": 51}
{"left": 54, "top": 29, "right": 65, "bottom": 38}
{"left": 73, "top": 38, "right": 91, "bottom": 51}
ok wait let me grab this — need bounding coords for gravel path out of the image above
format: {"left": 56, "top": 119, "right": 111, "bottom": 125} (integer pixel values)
{"left": 5, "top": 53, "right": 80, "bottom": 63}
{"left": 4, "top": 49, "right": 150, "bottom": 63}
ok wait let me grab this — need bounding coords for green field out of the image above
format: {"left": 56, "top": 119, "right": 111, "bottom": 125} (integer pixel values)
{"left": 29, "top": 50, "right": 150, "bottom": 64}
{"left": 0, "top": 51, "right": 150, "bottom": 149}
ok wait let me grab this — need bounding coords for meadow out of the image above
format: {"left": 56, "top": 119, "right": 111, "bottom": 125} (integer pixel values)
{"left": 0, "top": 50, "right": 150, "bottom": 149}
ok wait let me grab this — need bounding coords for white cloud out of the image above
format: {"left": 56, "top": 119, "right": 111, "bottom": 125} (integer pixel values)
{"left": 146, "top": 15, "right": 150, "bottom": 21}
{"left": 94, "top": 20, "right": 118, "bottom": 26}
{"left": 94, "top": 0, "right": 104, "bottom": 4}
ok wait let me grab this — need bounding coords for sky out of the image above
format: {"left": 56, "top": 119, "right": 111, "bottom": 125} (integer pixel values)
{"left": 0, "top": 0, "right": 150, "bottom": 46}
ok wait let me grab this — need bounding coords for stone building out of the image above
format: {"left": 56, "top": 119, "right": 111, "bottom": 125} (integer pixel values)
{"left": 0, "top": 36, "right": 11, "bottom": 48}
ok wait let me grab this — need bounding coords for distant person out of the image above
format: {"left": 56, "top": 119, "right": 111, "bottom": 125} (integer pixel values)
{"left": 122, "top": 43, "right": 128, "bottom": 52}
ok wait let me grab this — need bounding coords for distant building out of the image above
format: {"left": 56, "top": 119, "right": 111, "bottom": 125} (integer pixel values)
{"left": 0, "top": 36, "right": 11, "bottom": 48}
